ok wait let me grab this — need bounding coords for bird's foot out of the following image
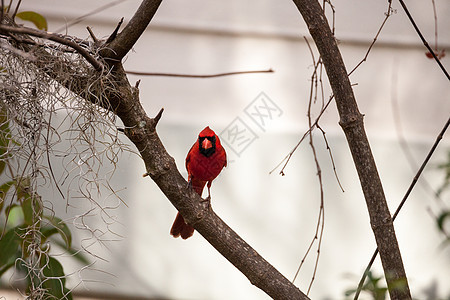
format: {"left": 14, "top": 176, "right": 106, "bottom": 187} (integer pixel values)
{"left": 200, "top": 195, "right": 211, "bottom": 208}
{"left": 186, "top": 179, "right": 192, "bottom": 189}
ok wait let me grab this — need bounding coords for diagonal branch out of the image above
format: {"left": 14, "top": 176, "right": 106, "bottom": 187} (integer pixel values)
{"left": 101, "top": 64, "right": 311, "bottom": 300}
{"left": 291, "top": 0, "right": 411, "bottom": 299}
{"left": 100, "top": 0, "right": 162, "bottom": 62}
{"left": 1, "top": 3, "right": 310, "bottom": 299}
{"left": 396, "top": 0, "right": 449, "bottom": 80}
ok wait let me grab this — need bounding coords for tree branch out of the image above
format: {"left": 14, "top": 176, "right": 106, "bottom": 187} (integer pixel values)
{"left": 1, "top": 3, "right": 311, "bottom": 299}
{"left": 125, "top": 68, "right": 274, "bottom": 78}
{"left": 105, "top": 65, "right": 310, "bottom": 300}
{"left": 396, "top": 0, "right": 449, "bottom": 80}
{"left": 354, "top": 116, "right": 450, "bottom": 299}
{"left": 291, "top": 0, "right": 411, "bottom": 299}
{"left": 100, "top": 0, "right": 162, "bottom": 62}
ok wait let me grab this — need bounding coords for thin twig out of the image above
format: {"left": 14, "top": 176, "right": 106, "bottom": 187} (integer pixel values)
{"left": 396, "top": 0, "right": 449, "bottom": 80}
{"left": 86, "top": 26, "right": 98, "bottom": 43}
{"left": 11, "top": 0, "right": 21, "bottom": 20}
{"left": 291, "top": 37, "right": 327, "bottom": 294}
{"left": 392, "top": 118, "right": 449, "bottom": 223}
{"left": 125, "top": 69, "right": 274, "bottom": 78}
{"left": 6, "top": 0, "right": 12, "bottom": 13}
{"left": 317, "top": 124, "right": 344, "bottom": 192}
{"left": 101, "top": 0, "right": 162, "bottom": 61}
{"left": 1, "top": 0, "right": 4, "bottom": 24}
{"left": 306, "top": 107, "right": 325, "bottom": 296}
{"left": 271, "top": 35, "right": 344, "bottom": 194}
{"left": 269, "top": 96, "right": 333, "bottom": 176}
{"left": 348, "top": 1, "right": 393, "bottom": 76}
{"left": 54, "top": 0, "right": 127, "bottom": 33}
{"left": 303, "top": 45, "right": 327, "bottom": 294}
{"left": 45, "top": 109, "right": 65, "bottom": 201}
{"left": 105, "top": 17, "right": 123, "bottom": 44}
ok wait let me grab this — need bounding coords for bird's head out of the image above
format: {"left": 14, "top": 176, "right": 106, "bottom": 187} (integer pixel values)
{"left": 198, "top": 126, "right": 218, "bottom": 157}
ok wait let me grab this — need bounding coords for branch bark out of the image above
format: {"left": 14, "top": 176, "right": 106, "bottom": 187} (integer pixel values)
{"left": 110, "top": 65, "right": 309, "bottom": 300}
{"left": 99, "top": 0, "right": 162, "bottom": 62}
{"left": 1, "top": 2, "right": 310, "bottom": 299}
{"left": 291, "top": 0, "right": 411, "bottom": 299}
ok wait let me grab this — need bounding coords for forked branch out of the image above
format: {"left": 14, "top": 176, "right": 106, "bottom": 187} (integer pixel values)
{"left": 99, "top": 0, "right": 162, "bottom": 62}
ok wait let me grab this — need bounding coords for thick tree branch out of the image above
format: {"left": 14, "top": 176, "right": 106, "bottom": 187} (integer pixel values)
{"left": 107, "top": 64, "right": 310, "bottom": 300}
{"left": 1, "top": 5, "right": 310, "bottom": 300}
{"left": 291, "top": 0, "right": 411, "bottom": 299}
{"left": 100, "top": 0, "right": 162, "bottom": 62}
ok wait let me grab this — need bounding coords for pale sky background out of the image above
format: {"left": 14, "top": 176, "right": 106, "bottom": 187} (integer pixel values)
{"left": 7, "top": 0, "right": 450, "bottom": 299}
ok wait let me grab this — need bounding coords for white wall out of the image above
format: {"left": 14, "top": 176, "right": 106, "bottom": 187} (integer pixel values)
{"left": 15, "top": 1, "right": 450, "bottom": 299}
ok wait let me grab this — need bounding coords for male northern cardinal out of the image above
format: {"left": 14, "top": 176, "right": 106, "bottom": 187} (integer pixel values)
{"left": 170, "top": 126, "right": 227, "bottom": 239}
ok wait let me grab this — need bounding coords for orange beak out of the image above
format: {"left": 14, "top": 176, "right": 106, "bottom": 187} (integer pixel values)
{"left": 202, "top": 138, "right": 212, "bottom": 150}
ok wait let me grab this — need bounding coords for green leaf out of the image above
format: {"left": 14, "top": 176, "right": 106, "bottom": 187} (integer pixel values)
{"left": 0, "top": 227, "right": 21, "bottom": 268}
{"left": 0, "top": 180, "right": 14, "bottom": 197}
{"left": 0, "top": 261, "right": 16, "bottom": 278}
{"left": 0, "top": 180, "right": 14, "bottom": 213}
{"left": 4, "top": 205, "right": 23, "bottom": 228}
{"left": 15, "top": 177, "right": 31, "bottom": 201}
{"left": 16, "top": 11, "right": 48, "bottom": 31}
{"left": 22, "top": 196, "right": 33, "bottom": 226}
{"left": 0, "top": 161, "right": 5, "bottom": 177}
{"left": 41, "top": 256, "right": 72, "bottom": 300}
{"left": 21, "top": 195, "right": 42, "bottom": 226}
{"left": 41, "top": 216, "right": 72, "bottom": 248}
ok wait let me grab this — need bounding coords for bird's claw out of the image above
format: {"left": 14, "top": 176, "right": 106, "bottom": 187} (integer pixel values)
{"left": 186, "top": 179, "right": 192, "bottom": 189}
{"left": 200, "top": 195, "right": 211, "bottom": 208}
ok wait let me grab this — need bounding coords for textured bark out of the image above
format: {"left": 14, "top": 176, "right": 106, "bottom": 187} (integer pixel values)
{"left": 108, "top": 66, "right": 310, "bottom": 300}
{"left": 100, "top": 0, "right": 162, "bottom": 62}
{"left": 1, "top": 2, "right": 310, "bottom": 299}
{"left": 292, "top": 0, "right": 411, "bottom": 299}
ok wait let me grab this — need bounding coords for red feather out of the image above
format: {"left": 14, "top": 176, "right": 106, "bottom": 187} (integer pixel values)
{"left": 170, "top": 126, "right": 227, "bottom": 239}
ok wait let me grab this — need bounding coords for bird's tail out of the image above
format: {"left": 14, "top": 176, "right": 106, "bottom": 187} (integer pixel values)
{"left": 170, "top": 212, "right": 194, "bottom": 239}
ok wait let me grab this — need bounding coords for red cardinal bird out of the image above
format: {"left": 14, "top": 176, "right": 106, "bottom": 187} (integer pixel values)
{"left": 170, "top": 126, "right": 227, "bottom": 239}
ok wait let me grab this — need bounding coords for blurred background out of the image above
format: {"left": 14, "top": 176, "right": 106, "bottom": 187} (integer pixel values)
{"left": 3, "top": 0, "right": 450, "bottom": 299}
